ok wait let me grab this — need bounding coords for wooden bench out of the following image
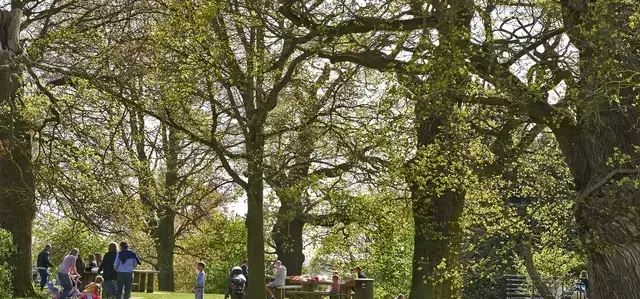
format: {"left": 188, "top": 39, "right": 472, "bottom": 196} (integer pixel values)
{"left": 273, "top": 285, "right": 302, "bottom": 299}
{"left": 504, "top": 275, "right": 532, "bottom": 298}
{"left": 287, "top": 290, "right": 349, "bottom": 299}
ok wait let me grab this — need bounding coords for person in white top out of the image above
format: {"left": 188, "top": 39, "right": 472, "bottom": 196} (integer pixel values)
{"left": 58, "top": 248, "right": 80, "bottom": 299}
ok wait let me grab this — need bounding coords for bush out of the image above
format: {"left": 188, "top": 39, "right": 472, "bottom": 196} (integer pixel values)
{"left": 0, "top": 229, "right": 14, "bottom": 299}
{"left": 175, "top": 213, "right": 247, "bottom": 294}
{"left": 32, "top": 214, "right": 107, "bottom": 273}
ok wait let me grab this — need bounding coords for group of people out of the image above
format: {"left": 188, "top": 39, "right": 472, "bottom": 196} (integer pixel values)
{"left": 36, "top": 241, "right": 142, "bottom": 299}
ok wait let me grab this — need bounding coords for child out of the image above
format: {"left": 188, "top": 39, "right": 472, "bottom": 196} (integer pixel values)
{"left": 194, "top": 261, "right": 206, "bottom": 299}
{"left": 82, "top": 276, "right": 103, "bottom": 299}
{"left": 330, "top": 274, "right": 340, "bottom": 294}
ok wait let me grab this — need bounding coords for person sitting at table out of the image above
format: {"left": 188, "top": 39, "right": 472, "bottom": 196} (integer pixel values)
{"left": 95, "top": 253, "right": 103, "bottom": 267}
{"left": 265, "top": 260, "right": 286, "bottom": 299}
{"left": 329, "top": 275, "right": 340, "bottom": 294}
{"left": 86, "top": 254, "right": 98, "bottom": 272}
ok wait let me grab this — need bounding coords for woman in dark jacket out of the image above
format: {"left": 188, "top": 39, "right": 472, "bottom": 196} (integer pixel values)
{"left": 98, "top": 242, "right": 119, "bottom": 299}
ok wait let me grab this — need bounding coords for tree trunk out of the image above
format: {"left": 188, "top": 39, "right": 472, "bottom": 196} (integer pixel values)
{"left": 272, "top": 203, "right": 305, "bottom": 276}
{"left": 408, "top": 2, "right": 473, "bottom": 296}
{"left": 246, "top": 126, "right": 266, "bottom": 299}
{"left": 156, "top": 211, "right": 176, "bottom": 291}
{"left": 406, "top": 90, "right": 465, "bottom": 299}
{"left": 409, "top": 187, "right": 465, "bottom": 299}
{"left": 156, "top": 126, "right": 179, "bottom": 291}
{"left": 552, "top": 2, "right": 640, "bottom": 298}
{"left": 0, "top": 23, "right": 36, "bottom": 296}
{"left": 560, "top": 122, "right": 640, "bottom": 299}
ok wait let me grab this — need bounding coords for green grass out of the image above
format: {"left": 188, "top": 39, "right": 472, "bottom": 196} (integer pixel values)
{"left": 131, "top": 292, "right": 225, "bottom": 299}
{"left": 16, "top": 291, "right": 225, "bottom": 299}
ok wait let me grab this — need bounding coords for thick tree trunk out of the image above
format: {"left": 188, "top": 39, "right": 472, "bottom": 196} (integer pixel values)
{"left": 561, "top": 123, "right": 640, "bottom": 299}
{"left": 272, "top": 204, "right": 305, "bottom": 276}
{"left": 0, "top": 44, "right": 37, "bottom": 297}
{"left": 553, "top": 2, "right": 640, "bottom": 298}
{"left": 409, "top": 189, "right": 465, "bottom": 299}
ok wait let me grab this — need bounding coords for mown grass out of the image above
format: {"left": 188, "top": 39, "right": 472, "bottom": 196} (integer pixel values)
{"left": 16, "top": 291, "right": 226, "bottom": 299}
{"left": 130, "top": 292, "right": 225, "bottom": 299}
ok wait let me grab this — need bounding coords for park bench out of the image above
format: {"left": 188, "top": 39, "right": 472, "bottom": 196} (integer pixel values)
{"left": 287, "top": 290, "right": 349, "bottom": 299}
{"left": 504, "top": 275, "right": 532, "bottom": 299}
{"left": 273, "top": 285, "right": 303, "bottom": 299}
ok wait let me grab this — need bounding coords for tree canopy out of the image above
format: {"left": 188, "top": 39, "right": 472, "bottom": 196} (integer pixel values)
{"left": 0, "top": 0, "right": 638, "bottom": 298}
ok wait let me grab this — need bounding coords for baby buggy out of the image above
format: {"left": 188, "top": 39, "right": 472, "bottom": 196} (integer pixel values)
{"left": 224, "top": 266, "right": 246, "bottom": 299}
{"left": 46, "top": 276, "right": 82, "bottom": 299}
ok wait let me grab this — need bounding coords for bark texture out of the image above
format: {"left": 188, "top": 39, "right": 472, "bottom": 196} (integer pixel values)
{"left": 408, "top": 1, "right": 473, "bottom": 298}
{"left": 553, "top": 1, "right": 640, "bottom": 298}
{"left": 156, "top": 126, "right": 179, "bottom": 291}
{"left": 0, "top": 8, "right": 36, "bottom": 297}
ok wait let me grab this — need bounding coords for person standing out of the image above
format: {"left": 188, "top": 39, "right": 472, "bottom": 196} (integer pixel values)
{"left": 36, "top": 244, "right": 54, "bottom": 290}
{"left": 265, "top": 260, "right": 286, "bottom": 299}
{"left": 354, "top": 266, "right": 367, "bottom": 279}
{"left": 98, "top": 242, "right": 119, "bottom": 299}
{"left": 95, "top": 253, "right": 103, "bottom": 267}
{"left": 579, "top": 270, "right": 590, "bottom": 298}
{"left": 59, "top": 248, "right": 80, "bottom": 299}
{"left": 113, "top": 241, "right": 141, "bottom": 299}
{"left": 76, "top": 254, "right": 86, "bottom": 275}
{"left": 329, "top": 274, "right": 340, "bottom": 294}
{"left": 194, "top": 261, "right": 206, "bottom": 299}
{"left": 241, "top": 259, "right": 248, "bottom": 282}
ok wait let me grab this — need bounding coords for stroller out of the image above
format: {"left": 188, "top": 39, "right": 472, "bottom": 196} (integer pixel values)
{"left": 224, "top": 266, "right": 246, "bottom": 299}
{"left": 46, "top": 276, "right": 82, "bottom": 299}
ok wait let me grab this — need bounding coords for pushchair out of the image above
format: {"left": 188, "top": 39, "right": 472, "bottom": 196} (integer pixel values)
{"left": 46, "top": 276, "right": 82, "bottom": 299}
{"left": 224, "top": 266, "right": 246, "bottom": 299}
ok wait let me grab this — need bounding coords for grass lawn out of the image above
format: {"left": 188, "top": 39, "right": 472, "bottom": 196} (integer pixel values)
{"left": 17, "top": 292, "right": 226, "bottom": 299}
{"left": 131, "top": 292, "right": 225, "bottom": 299}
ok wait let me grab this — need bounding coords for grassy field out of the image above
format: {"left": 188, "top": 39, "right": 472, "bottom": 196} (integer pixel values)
{"left": 17, "top": 292, "right": 226, "bottom": 299}
{"left": 131, "top": 292, "right": 225, "bottom": 299}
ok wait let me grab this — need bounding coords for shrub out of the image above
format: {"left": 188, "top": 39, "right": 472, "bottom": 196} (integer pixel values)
{"left": 0, "top": 229, "right": 14, "bottom": 299}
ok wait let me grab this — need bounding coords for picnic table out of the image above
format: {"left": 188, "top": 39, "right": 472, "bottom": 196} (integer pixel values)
{"left": 78, "top": 269, "right": 159, "bottom": 293}
{"left": 133, "top": 269, "right": 160, "bottom": 293}
{"left": 266, "top": 276, "right": 361, "bottom": 299}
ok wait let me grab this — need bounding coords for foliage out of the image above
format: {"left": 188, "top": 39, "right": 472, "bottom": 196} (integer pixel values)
{"left": 32, "top": 214, "right": 108, "bottom": 272}
{"left": 174, "top": 213, "right": 247, "bottom": 294}
{"left": 309, "top": 194, "right": 413, "bottom": 298}
{"left": 0, "top": 229, "right": 13, "bottom": 299}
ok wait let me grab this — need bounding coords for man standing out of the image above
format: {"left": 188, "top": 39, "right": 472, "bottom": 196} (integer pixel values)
{"left": 265, "top": 260, "right": 286, "bottom": 299}
{"left": 36, "top": 244, "right": 54, "bottom": 290}
{"left": 114, "top": 241, "right": 141, "bottom": 299}
{"left": 354, "top": 266, "right": 367, "bottom": 279}
{"left": 241, "top": 259, "right": 248, "bottom": 282}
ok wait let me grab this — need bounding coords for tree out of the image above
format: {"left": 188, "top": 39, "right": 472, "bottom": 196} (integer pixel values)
{"left": 465, "top": 1, "right": 640, "bottom": 297}
{"left": 0, "top": 4, "right": 36, "bottom": 296}
{"left": 53, "top": 0, "right": 319, "bottom": 296}
{"left": 278, "top": 0, "right": 478, "bottom": 296}
{"left": 264, "top": 65, "right": 391, "bottom": 275}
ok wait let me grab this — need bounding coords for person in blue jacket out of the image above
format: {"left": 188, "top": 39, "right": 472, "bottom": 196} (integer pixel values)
{"left": 113, "top": 241, "right": 141, "bottom": 299}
